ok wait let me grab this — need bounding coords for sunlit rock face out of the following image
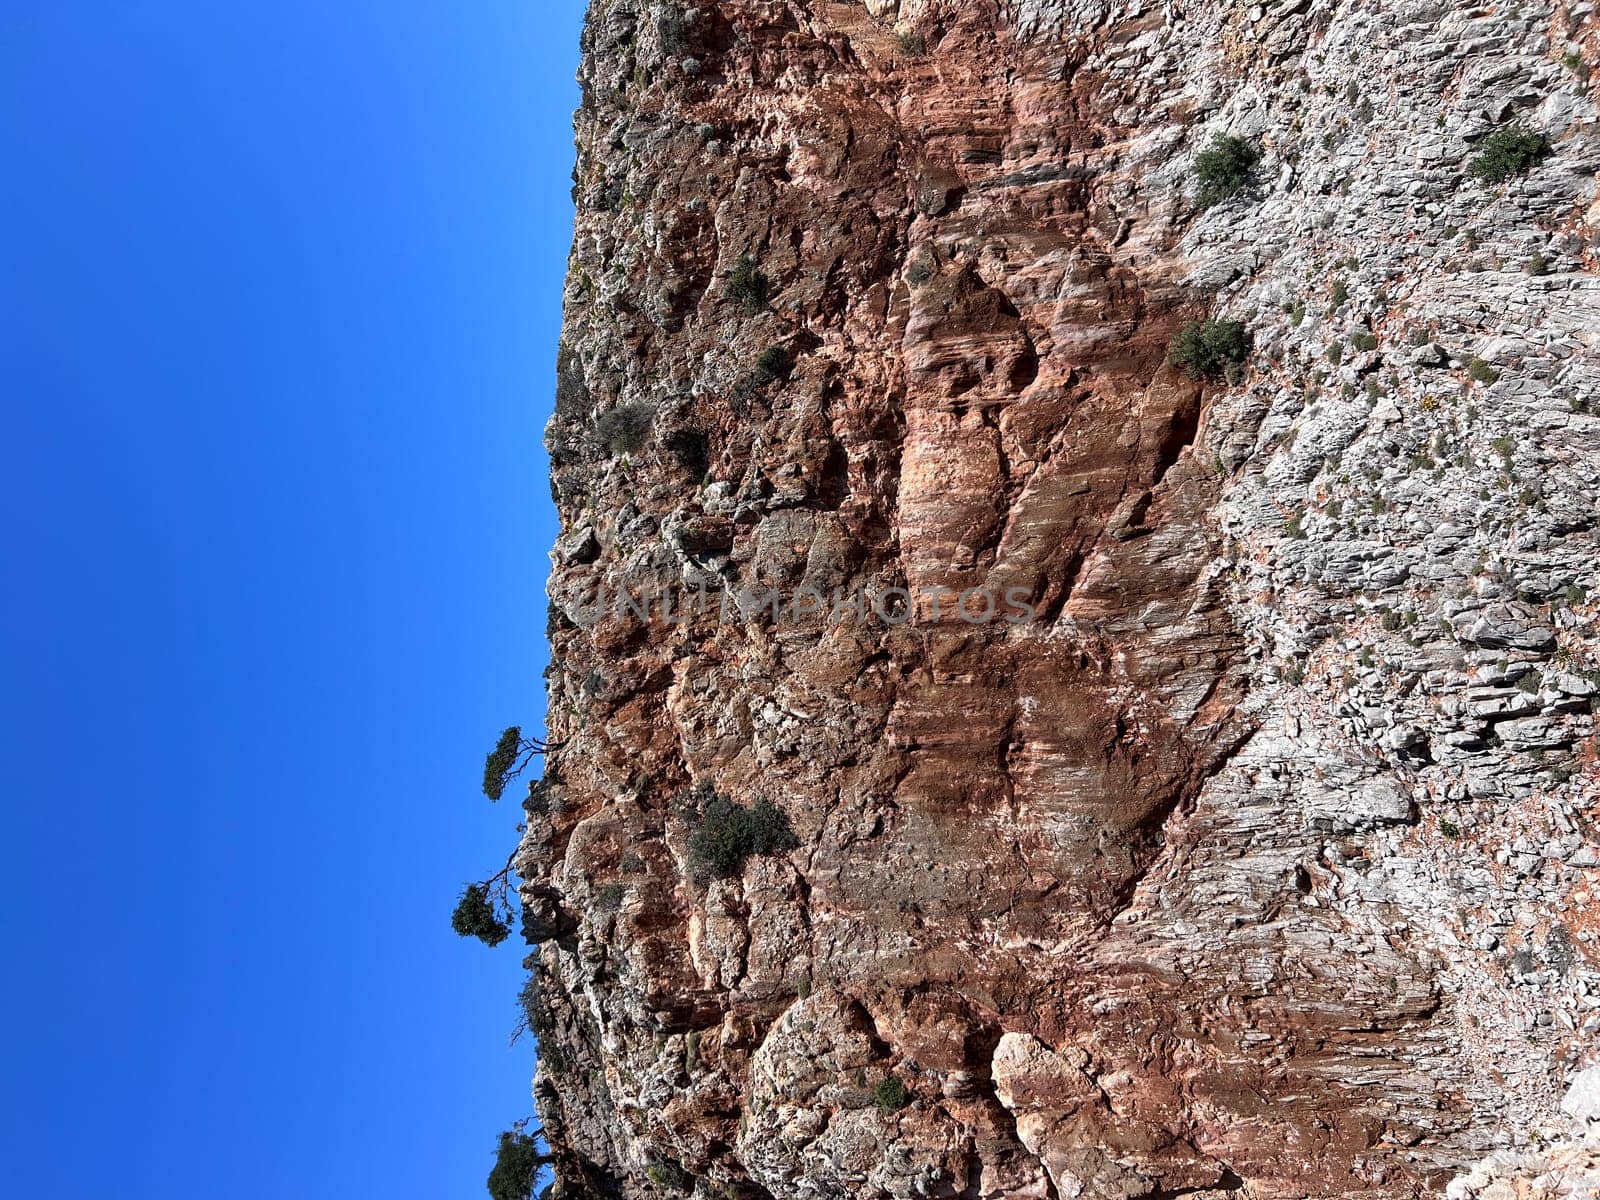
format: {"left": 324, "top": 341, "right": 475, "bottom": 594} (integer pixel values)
{"left": 519, "top": 1, "right": 1600, "bottom": 1195}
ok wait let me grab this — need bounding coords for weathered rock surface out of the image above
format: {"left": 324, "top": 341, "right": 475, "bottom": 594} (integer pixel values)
{"left": 1443, "top": 1067, "right": 1600, "bottom": 1197}
{"left": 519, "top": 1, "right": 1600, "bottom": 1196}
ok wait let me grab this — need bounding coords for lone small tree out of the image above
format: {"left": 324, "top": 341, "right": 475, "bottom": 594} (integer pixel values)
{"left": 874, "top": 1076, "right": 912, "bottom": 1113}
{"left": 1468, "top": 125, "right": 1548, "bottom": 184}
{"left": 452, "top": 882, "right": 512, "bottom": 947}
{"left": 483, "top": 726, "right": 550, "bottom": 801}
{"left": 725, "top": 254, "right": 771, "bottom": 312}
{"left": 487, "top": 1128, "right": 553, "bottom": 1200}
{"left": 1193, "top": 135, "right": 1261, "bottom": 208}
{"left": 1167, "top": 318, "right": 1251, "bottom": 383}
{"left": 594, "top": 403, "right": 654, "bottom": 456}
{"left": 452, "top": 838, "right": 527, "bottom": 948}
{"left": 687, "top": 793, "right": 798, "bottom": 881}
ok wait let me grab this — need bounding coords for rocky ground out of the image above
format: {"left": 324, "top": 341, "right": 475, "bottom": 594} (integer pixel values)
{"left": 515, "top": 1, "right": 1600, "bottom": 1196}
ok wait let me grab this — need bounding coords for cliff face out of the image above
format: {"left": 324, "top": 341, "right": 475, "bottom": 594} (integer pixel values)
{"left": 521, "top": 1, "right": 1600, "bottom": 1196}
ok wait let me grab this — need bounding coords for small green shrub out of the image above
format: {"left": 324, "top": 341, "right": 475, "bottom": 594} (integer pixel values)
{"left": 1193, "top": 135, "right": 1261, "bottom": 207}
{"left": 1467, "top": 126, "right": 1549, "bottom": 184}
{"left": 897, "top": 31, "right": 927, "bottom": 56}
{"left": 726, "top": 255, "right": 772, "bottom": 312}
{"left": 483, "top": 726, "right": 526, "bottom": 801}
{"left": 755, "top": 344, "right": 791, "bottom": 384}
{"left": 1440, "top": 820, "right": 1460, "bottom": 839}
{"left": 1527, "top": 252, "right": 1550, "bottom": 275}
{"left": 453, "top": 884, "right": 511, "bottom": 947}
{"left": 643, "top": 1163, "right": 691, "bottom": 1189}
{"left": 595, "top": 403, "right": 654, "bottom": 455}
{"left": 874, "top": 1077, "right": 912, "bottom": 1113}
{"left": 1331, "top": 278, "right": 1350, "bottom": 308}
{"left": 487, "top": 1131, "right": 549, "bottom": 1200}
{"left": 1351, "top": 330, "right": 1378, "bottom": 352}
{"left": 1166, "top": 318, "right": 1250, "bottom": 382}
{"left": 687, "top": 795, "right": 797, "bottom": 881}
{"left": 517, "top": 973, "right": 554, "bottom": 1040}
{"left": 1467, "top": 358, "right": 1499, "bottom": 384}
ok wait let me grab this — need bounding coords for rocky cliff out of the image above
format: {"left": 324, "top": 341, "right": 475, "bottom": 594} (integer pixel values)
{"left": 518, "top": 1, "right": 1600, "bottom": 1196}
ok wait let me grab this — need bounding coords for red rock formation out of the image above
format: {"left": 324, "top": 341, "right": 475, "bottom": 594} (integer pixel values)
{"left": 518, "top": 1, "right": 1600, "bottom": 1196}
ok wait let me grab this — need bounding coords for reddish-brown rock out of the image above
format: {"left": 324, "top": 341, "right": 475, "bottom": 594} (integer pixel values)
{"left": 519, "top": 1, "right": 1600, "bottom": 1196}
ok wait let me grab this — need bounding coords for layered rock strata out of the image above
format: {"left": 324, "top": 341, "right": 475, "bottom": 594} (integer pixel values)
{"left": 519, "top": 1, "right": 1600, "bottom": 1196}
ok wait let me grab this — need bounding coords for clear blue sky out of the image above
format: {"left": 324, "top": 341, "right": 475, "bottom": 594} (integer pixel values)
{"left": 1, "top": 4, "right": 585, "bottom": 1196}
